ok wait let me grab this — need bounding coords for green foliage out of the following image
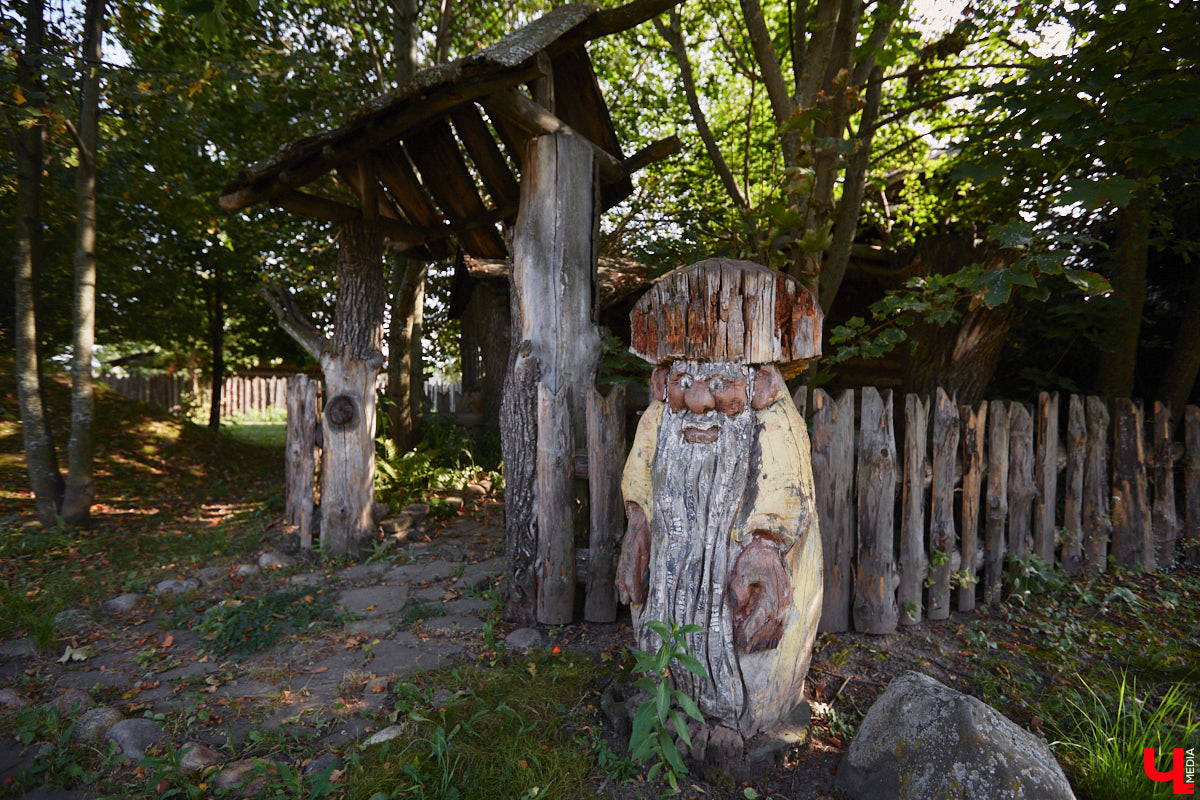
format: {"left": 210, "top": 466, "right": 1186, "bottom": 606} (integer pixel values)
{"left": 192, "top": 590, "right": 340, "bottom": 656}
{"left": 375, "top": 417, "right": 484, "bottom": 510}
{"left": 1052, "top": 672, "right": 1199, "bottom": 800}
{"left": 628, "top": 619, "right": 708, "bottom": 795}
{"left": 5, "top": 705, "right": 121, "bottom": 792}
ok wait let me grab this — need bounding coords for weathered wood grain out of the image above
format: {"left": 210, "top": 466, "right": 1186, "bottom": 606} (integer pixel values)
{"left": 958, "top": 401, "right": 987, "bottom": 611}
{"left": 1034, "top": 392, "right": 1059, "bottom": 564}
{"left": 898, "top": 393, "right": 928, "bottom": 626}
{"left": 1062, "top": 395, "right": 1086, "bottom": 575}
{"left": 1111, "top": 398, "right": 1153, "bottom": 571}
{"left": 929, "top": 388, "right": 959, "bottom": 621}
{"left": 813, "top": 388, "right": 854, "bottom": 632}
{"left": 584, "top": 385, "right": 625, "bottom": 623}
{"left": 285, "top": 375, "right": 319, "bottom": 552}
{"left": 854, "top": 388, "right": 899, "bottom": 634}
{"left": 1083, "top": 397, "right": 1112, "bottom": 571}
{"left": 1151, "top": 401, "right": 1179, "bottom": 570}
{"left": 500, "top": 340, "right": 539, "bottom": 623}
{"left": 536, "top": 383, "right": 574, "bottom": 624}
{"left": 320, "top": 348, "right": 381, "bottom": 558}
{"left": 1187, "top": 406, "right": 1200, "bottom": 566}
{"left": 984, "top": 401, "right": 1009, "bottom": 606}
{"left": 1007, "top": 402, "right": 1035, "bottom": 566}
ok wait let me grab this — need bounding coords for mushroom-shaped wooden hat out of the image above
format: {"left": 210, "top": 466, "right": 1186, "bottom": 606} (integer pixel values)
{"left": 629, "top": 258, "right": 822, "bottom": 378}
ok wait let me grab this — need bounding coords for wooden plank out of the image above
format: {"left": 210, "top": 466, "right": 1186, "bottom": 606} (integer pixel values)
{"left": 1083, "top": 397, "right": 1112, "bottom": 571}
{"left": 1187, "top": 406, "right": 1200, "bottom": 566}
{"left": 898, "top": 393, "right": 928, "bottom": 626}
{"left": 1151, "top": 401, "right": 1179, "bottom": 569}
{"left": 1062, "top": 395, "right": 1086, "bottom": 575}
{"left": 536, "top": 382, "right": 574, "bottom": 625}
{"left": 854, "top": 388, "right": 899, "bottom": 634}
{"left": 928, "top": 388, "right": 959, "bottom": 621}
{"left": 984, "top": 401, "right": 1009, "bottom": 606}
{"left": 1111, "top": 398, "right": 1153, "bottom": 570}
{"left": 405, "top": 117, "right": 506, "bottom": 258}
{"left": 1034, "top": 391, "right": 1059, "bottom": 565}
{"left": 449, "top": 103, "right": 521, "bottom": 211}
{"left": 958, "top": 401, "right": 987, "bottom": 611}
{"left": 584, "top": 385, "right": 625, "bottom": 623}
{"left": 1007, "top": 402, "right": 1035, "bottom": 567}
{"left": 813, "top": 388, "right": 855, "bottom": 632}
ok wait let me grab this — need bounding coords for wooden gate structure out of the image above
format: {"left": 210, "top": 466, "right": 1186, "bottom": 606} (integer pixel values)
{"left": 219, "top": 2, "right": 681, "bottom": 624}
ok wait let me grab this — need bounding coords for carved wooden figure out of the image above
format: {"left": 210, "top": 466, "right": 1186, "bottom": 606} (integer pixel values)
{"left": 615, "top": 259, "right": 823, "bottom": 741}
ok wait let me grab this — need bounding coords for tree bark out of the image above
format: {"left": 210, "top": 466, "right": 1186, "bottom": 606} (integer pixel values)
{"left": 14, "top": 0, "right": 63, "bottom": 525}
{"left": 1095, "top": 185, "right": 1150, "bottom": 399}
{"left": 62, "top": 0, "right": 106, "bottom": 524}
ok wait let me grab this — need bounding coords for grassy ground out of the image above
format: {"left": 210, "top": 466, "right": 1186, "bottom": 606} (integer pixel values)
{"left": 0, "top": 364, "right": 283, "bottom": 645}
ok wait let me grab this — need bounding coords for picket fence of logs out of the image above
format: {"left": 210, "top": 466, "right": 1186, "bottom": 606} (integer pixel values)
{"left": 805, "top": 386, "right": 1200, "bottom": 635}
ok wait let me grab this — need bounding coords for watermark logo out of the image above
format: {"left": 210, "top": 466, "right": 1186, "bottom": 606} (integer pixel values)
{"left": 1144, "top": 747, "right": 1196, "bottom": 795}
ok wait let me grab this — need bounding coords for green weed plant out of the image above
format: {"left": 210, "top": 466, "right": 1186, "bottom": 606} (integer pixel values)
{"left": 628, "top": 619, "right": 708, "bottom": 794}
{"left": 193, "top": 590, "right": 340, "bottom": 656}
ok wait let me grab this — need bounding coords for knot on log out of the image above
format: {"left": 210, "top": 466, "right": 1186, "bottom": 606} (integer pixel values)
{"left": 326, "top": 394, "right": 359, "bottom": 428}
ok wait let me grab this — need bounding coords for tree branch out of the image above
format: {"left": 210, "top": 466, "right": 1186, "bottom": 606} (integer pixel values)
{"left": 655, "top": 11, "right": 748, "bottom": 209}
{"left": 869, "top": 85, "right": 1008, "bottom": 133}
{"left": 738, "top": 0, "right": 794, "bottom": 127}
{"left": 261, "top": 284, "right": 329, "bottom": 361}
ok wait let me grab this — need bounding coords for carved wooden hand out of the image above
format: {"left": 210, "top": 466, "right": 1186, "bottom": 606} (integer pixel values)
{"left": 616, "top": 502, "right": 651, "bottom": 605}
{"left": 728, "top": 537, "right": 791, "bottom": 653}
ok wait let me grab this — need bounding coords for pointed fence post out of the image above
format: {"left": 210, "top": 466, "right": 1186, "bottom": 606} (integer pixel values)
{"left": 854, "top": 388, "right": 899, "bottom": 634}
{"left": 1034, "top": 392, "right": 1059, "bottom": 564}
{"left": 1062, "top": 395, "right": 1086, "bottom": 575}
{"left": 928, "top": 388, "right": 959, "bottom": 621}
{"left": 813, "top": 388, "right": 855, "bottom": 632}
{"left": 958, "top": 401, "right": 987, "bottom": 611}
{"left": 898, "top": 393, "right": 928, "bottom": 626}
{"left": 984, "top": 402, "right": 1009, "bottom": 606}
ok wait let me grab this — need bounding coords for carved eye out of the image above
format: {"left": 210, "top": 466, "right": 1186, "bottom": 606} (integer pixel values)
{"left": 679, "top": 374, "right": 693, "bottom": 390}
{"left": 707, "top": 377, "right": 724, "bottom": 392}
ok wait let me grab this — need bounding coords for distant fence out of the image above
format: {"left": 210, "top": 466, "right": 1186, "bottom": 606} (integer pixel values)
{"left": 802, "top": 387, "right": 1200, "bottom": 635}
{"left": 102, "top": 373, "right": 187, "bottom": 414}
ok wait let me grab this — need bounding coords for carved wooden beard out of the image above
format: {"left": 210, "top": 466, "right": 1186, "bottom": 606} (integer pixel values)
{"left": 643, "top": 400, "right": 755, "bottom": 727}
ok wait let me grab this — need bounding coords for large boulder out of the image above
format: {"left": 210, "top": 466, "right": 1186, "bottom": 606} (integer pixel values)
{"left": 836, "top": 671, "right": 1076, "bottom": 800}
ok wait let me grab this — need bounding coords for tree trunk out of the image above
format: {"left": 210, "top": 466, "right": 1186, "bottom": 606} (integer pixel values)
{"left": 62, "top": 0, "right": 106, "bottom": 524}
{"left": 320, "top": 222, "right": 386, "bottom": 557}
{"left": 1157, "top": 266, "right": 1200, "bottom": 423}
{"left": 207, "top": 259, "right": 225, "bottom": 430}
{"left": 1095, "top": 186, "right": 1150, "bottom": 399}
{"left": 501, "top": 132, "right": 602, "bottom": 623}
{"left": 387, "top": 255, "right": 426, "bottom": 449}
{"left": 14, "top": 0, "right": 63, "bottom": 525}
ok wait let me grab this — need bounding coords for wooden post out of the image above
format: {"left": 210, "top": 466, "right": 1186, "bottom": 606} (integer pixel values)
{"left": 813, "top": 388, "right": 854, "bottom": 632}
{"left": 285, "top": 375, "right": 318, "bottom": 552}
{"left": 1083, "top": 397, "right": 1112, "bottom": 570}
{"left": 1111, "top": 398, "right": 1153, "bottom": 570}
{"left": 898, "top": 393, "right": 928, "bottom": 626}
{"left": 1151, "top": 402, "right": 1179, "bottom": 569}
{"left": 958, "top": 401, "right": 986, "bottom": 611}
{"left": 854, "top": 388, "right": 898, "bottom": 634}
{"left": 536, "top": 383, "right": 574, "bottom": 624}
{"left": 1062, "top": 395, "right": 1086, "bottom": 575}
{"left": 584, "top": 385, "right": 625, "bottom": 623}
{"left": 1186, "top": 406, "right": 1200, "bottom": 566}
{"left": 501, "top": 131, "right": 602, "bottom": 623}
{"left": 1007, "top": 402, "right": 1035, "bottom": 567}
{"left": 1034, "top": 392, "right": 1059, "bottom": 565}
{"left": 928, "top": 388, "right": 959, "bottom": 621}
{"left": 984, "top": 402, "right": 1009, "bottom": 606}
{"left": 320, "top": 220, "right": 386, "bottom": 558}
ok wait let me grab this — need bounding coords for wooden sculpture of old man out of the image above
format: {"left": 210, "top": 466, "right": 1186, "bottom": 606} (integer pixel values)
{"left": 616, "top": 258, "right": 823, "bottom": 742}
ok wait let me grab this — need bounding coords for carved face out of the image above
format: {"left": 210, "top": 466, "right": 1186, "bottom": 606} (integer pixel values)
{"left": 651, "top": 360, "right": 786, "bottom": 444}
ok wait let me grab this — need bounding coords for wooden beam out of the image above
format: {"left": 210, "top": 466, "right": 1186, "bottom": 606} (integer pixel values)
{"left": 574, "top": 0, "right": 685, "bottom": 41}
{"left": 481, "top": 87, "right": 624, "bottom": 182}
{"left": 449, "top": 104, "right": 521, "bottom": 208}
{"left": 219, "top": 62, "right": 544, "bottom": 212}
{"left": 623, "top": 135, "right": 682, "bottom": 174}
{"left": 374, "top": 150, "right": 440, "bottom": 228}
{"left": 337, "top": 157, "right": 407, "bottom": 224}
{"left": 273, "top": 190, "right": 428, "bottom": 244}
{"left": 405, "top": 117, "right": 506, "bottom": 258}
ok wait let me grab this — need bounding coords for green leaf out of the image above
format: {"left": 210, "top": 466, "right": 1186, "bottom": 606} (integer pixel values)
{"left": 656, "top": 680, "right": 671, "bottom": 721}
{"left": 987, "top": 219, "right": 1035, "bottom": 249}
{"left": 1063, "top": 269, "right": 1112, "bottom": 297}
{"left": 645, "top": 620, "right": 671, "bottom": 639}
{"left": 660, "top": 728, "right": 686, "bottom": 774}
{"left": 973, "top": 269, "right": 1016, "bottom": 308}
{"left": 670, "top": 710, "right": 692, "bottom": 748}
{"left": 673, "top": 690, "right": 704, "bottom": 723}
{"left": 1057, "top": 176, "right": 1142, "bottom": 210}
{"left": 674, "top": 652, "right": 707, "bottom": 679}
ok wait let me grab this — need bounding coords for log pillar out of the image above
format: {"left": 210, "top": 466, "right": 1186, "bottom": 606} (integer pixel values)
{"left": 320, "top": 221, "right": 386, "bottom": 558}
{"left": 501, "top": 131, "right": 603, "bottom": 624}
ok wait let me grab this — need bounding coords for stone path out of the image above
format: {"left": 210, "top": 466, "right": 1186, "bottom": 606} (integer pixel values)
{"left": 0, "top": 495, "right": 555, "bottom": 796}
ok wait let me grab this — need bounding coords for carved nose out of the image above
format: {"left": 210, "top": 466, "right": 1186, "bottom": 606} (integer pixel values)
{"left": 684, "top": 383, "right": 714, "bottom": 414}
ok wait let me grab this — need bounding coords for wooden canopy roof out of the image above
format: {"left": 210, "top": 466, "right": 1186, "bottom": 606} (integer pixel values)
{"left": 219, "top": 0, "right": 681, "bottom": 262}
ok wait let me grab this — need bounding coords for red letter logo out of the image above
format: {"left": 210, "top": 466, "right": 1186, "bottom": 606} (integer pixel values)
{"left": 1145, "top": 748, "right": 1194, "bottom": 795}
